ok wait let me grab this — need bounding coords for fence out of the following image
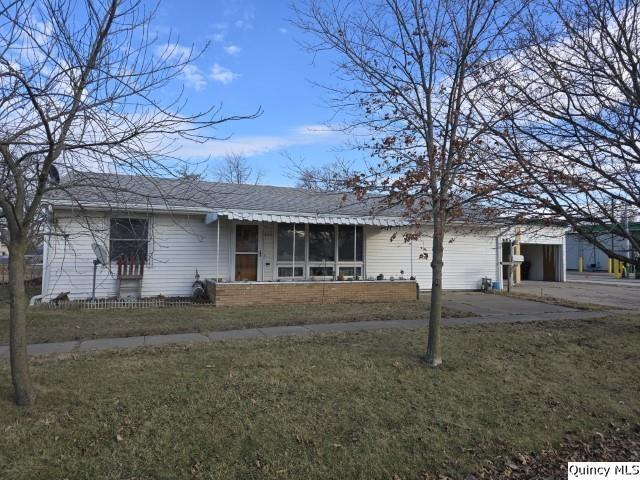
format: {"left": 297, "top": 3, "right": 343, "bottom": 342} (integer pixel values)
{"left": 0, "top": 263, "right": 43, "bottom": 285}
{"left": 32, "top": 297, "right": 213, "bottom": 310}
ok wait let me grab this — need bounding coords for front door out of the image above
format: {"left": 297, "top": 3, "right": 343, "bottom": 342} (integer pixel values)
{"left": 235, "top": 224, "right": 259, "bottom": 281}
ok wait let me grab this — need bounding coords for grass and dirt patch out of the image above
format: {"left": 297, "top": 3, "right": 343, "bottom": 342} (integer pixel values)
{"left": 0, "top": 284, "right": 471, "bottom": 345}
{"left": 501, "top": 290, "right": 612, "bottom": 311}
{"left": 473, "top": 424, "right": 640, "bottom": 479}
{"left": 0, "top": 314, "right": 638, "bottom": 479}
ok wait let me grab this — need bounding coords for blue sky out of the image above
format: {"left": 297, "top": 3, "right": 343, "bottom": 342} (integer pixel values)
{"left": 153, "top": 0, "right": 360, "bottom": 185}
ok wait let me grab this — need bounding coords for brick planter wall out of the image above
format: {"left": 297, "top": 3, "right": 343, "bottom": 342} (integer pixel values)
{"left": 207, "top": 280, "right": 418, "bottom": 307}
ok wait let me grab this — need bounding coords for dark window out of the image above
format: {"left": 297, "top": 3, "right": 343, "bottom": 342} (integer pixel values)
{"left": 308, "top": 225, "right": 335, "bottom": 261}
{"left": 339, "top": 266, "right": 362, "bottom": 277}
{"left": 277, "top": 224, "right": 305, "bottom": 262}
{"left": 236, "top": 225, "right": 259, "bottom": 252}
{"left": 278, "top": 266, "right": 304, "bottom": 277}
{"left": 310, "top": 266, "right": 334, "bottom": 277}
{"left": 338, "top": 226, "right": 363, "bottom": 261}
{"left": 110, "top": 218, "right": 149, "bottom": 261}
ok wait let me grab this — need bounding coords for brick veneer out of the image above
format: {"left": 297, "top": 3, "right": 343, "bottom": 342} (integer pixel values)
{"left": 207, "top": 280, "right": 418, "bottom": 307}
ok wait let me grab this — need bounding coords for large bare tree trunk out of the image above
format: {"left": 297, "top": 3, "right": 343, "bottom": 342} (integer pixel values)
{"left": 0, "top": 0, "right": 256, "bottom": 406}
{"left": 8, "top": 240, "right": 35, "bottom": 406}
{"left": 425, "top": 212, "right": 444, "bottom": 367}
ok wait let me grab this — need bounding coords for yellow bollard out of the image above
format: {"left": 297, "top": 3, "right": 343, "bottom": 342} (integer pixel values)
{"left": 608, "top": 258, "right": 613, "bottom": 273}
{"left": 578, "top": 256, "right": 583, "bottom": 273}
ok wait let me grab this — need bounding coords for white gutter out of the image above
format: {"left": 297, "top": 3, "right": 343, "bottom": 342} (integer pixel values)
{"left": 46, "top": 200, "right": 211, "bottom": 216}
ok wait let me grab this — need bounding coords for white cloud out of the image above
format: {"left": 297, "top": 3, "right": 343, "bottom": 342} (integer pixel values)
{"left": 180, "top": 135, "right": 291, "bottom": 158}
{"left": 278, "top": 27, "right": 288, "bottom": 34}
{"left": 176, "top": 124, "right": 344, "bottom": 158}
{"left": 293, "top": 124, "right": 336, "bottom": 137}
{"left": 157, "top": 43, "right": 208, "bottom": 91}
{"left": 224, "top": 45, "right": 242, "bottom": 56}
{"left": 209, "top": 23, "right": 227, "bottom": 42}
{"left": 182, "top": 65, "right": 207, "bottom": 91}
{"left": 209, "top": 63, "right": 241, "bottom": 85}
{"left": 233, "top": 9, "right": 255, "bottom": 30}
{"left": 156, "top": 43, "right": 191, "bottom": 61}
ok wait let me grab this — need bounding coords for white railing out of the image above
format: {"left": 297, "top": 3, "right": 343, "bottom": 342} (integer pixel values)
{"left": 33, "top": 297, "right": 212, "bottom": 310}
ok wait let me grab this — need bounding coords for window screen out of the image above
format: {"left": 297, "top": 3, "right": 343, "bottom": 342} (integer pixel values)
{"left": 308, "top": 225, "right": 335, "bottom": 261}
{"left": 277, "top": 224, "right": 305, "bottom": 262}
{"left": 338, "top": 226, "right": 363, "bottom": 261}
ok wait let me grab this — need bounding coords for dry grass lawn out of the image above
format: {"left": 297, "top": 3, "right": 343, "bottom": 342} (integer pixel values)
{"left": 0, "top": 314, "right": 638, "bottom": 479}
{"left": 0, "top": 285, "right": 470, "bottom": 344}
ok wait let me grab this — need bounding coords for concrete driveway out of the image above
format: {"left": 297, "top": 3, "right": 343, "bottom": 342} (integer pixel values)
{"left": 442, "top": 291, "right": 575, "bottom": 317}
{"left": 567, "top": 271, "right": 640, "bottom": 286}
{"left": 516, "top": 279, "right": 640, "bottom": 310}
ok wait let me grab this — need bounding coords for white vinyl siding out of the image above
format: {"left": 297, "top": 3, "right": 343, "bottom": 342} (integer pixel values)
{"left": 511, "top": 226, "right": 566, "bottom": 245}
{"left": 41, "top": 210, "right": 567, "bottom": 301}
{"left": 43, "top": 211, "right": 232, "bottom": 300}
{"left": 261, "top": 222, "right": 276, "bottom": 281}
{"left": 364, "top": 226, "right": 500, "bottom": 290}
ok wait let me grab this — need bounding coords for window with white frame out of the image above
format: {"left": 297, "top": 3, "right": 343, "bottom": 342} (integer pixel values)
{"left": 275, "top": 223, "right": 365, "bottom": 280}
{"left": 308, "top": 224, "right": 335, "bottom": 278}
{"left": 338, "top": 226, "right": 363, "bottom": 261}
{"left": 276, "top": 223, "right": 305, "bottom": 279}
{"left": 109, "top": 218, "right": 149, "bottom": 262}
{"left": 338, "top": 266, "right": 362, "bottom": 277}
{"left": 309, "top": 265, "right": 334, "bottom": 277}
{"left": 337, "top": 225, "right": 363, "bottom": 278}
{"left": 308, "top": 224, "right": 335, "bottom": 262}
{"left": 277, "top": 266, "right": 304, "bottom": 278}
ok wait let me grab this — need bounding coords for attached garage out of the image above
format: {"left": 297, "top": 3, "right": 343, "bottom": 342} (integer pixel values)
{"left": 520, "top": 244, "right": 561, "bottom": 281}
{"left": 501, "top": 226, "right": 567, "bottom": 288}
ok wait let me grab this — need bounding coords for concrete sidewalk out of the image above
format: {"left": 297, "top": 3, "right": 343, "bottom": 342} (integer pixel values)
{"left": 0, "top": 308, "right": 615, "bottom": 359}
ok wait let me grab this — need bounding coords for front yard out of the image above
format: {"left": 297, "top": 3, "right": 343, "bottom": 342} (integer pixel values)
{"left": 0, "top": 284, "right": 471, "bottom": 345}
{"left": 1, "top": 314, "right": 638, "bottom": 479}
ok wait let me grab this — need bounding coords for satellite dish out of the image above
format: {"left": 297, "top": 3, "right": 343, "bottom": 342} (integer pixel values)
{"left": 92, "top": 243, "right": 109, "bottom": 265}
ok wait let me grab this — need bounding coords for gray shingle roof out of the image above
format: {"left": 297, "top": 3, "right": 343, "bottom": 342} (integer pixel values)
{"left": 47, "top": 173, "right": 404, "bottom": 218}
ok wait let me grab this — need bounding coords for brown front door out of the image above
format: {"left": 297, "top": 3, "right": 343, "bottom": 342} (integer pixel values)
{"left": 542, "top": 245, "right": 557, "bottom": 281}
{"left": 235, "top": 225, "right": 259, "bottom": 281}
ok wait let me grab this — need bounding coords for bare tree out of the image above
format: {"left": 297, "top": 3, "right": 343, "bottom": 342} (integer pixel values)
{"left": 295, "top": 0, "right": 523, "bottom": 366}
{"left": 214, "top": 153, "right": 262, "bottom": 184}
{"left": 0, "top": 0, "right": 257, "bottom": 405}
{"left": 477, "top": 0, "right": 640, "bottom": 266}
{"left": 285, "top": 153, "right": 354, "bottom": 191}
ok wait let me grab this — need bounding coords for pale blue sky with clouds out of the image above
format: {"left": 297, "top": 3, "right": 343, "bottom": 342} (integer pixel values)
{"left": 153, "top": 0, "right": 360, "bottom": 185}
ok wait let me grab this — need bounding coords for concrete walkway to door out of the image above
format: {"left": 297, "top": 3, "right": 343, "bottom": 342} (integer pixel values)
{"left": 0, "top": 291, "right": 620, "bottom": 359}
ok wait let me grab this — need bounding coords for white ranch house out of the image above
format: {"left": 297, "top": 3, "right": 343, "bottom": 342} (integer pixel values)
{"left": 39, "top": 174, "right": 566, "bottom": 304}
